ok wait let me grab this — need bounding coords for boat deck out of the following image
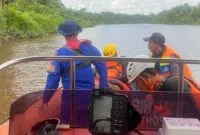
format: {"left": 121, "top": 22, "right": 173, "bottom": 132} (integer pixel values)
{"left": 0, "top": 121, "right": 158, "bottom": 135}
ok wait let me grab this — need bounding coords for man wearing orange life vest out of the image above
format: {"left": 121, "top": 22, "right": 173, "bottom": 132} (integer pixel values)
{"left": 101, "top": 43, "right": 130, "bottom": 90}
{"left": 103, "top": 43, "right": 124, "bottom": 79}
{"left": 126, "top": 60, "right": 200, "bottom": 113}
{"left": 126, "top": 55, "right": 160, "bottom": 91}
{"left": 143, "top": 32, "right": 193, "bottom": 79}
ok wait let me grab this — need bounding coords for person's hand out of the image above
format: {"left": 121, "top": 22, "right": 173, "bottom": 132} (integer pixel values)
{"left": 95, "top": 79, "right": 99, "bottom": 89}
{"left": 47, "top": 62, "right": 55, "bottom": 73}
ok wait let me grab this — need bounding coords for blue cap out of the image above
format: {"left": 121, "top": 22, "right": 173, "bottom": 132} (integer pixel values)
{"left": 58, "top": 20, "right": 82, "bottom": 36}
{"left": 143, "top": 32, "right": 165, "bottom": 45}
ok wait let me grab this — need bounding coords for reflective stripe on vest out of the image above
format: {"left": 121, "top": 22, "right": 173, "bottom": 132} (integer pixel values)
{"left": 159, "top": 57, "right": 170, "bottom": 74}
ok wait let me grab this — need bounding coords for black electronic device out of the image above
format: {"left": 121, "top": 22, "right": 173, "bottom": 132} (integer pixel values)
{"left": 89, "top": 89, "right": 129, "bottom": 135}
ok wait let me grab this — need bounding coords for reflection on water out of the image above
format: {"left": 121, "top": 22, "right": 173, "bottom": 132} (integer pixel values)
{"left": 0, "top": 35, "right": 63, "bottom": 122}
{"left": 1, "top": 24, "right": 200, "bottom": 122}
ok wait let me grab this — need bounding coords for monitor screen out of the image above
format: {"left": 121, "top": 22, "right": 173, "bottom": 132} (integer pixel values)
{"left": 92, "top": 96, "right": 113, "bottom": 133}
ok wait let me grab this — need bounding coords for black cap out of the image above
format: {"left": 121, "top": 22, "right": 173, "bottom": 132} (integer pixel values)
{"left": 143, "top": 32, "right": 165, "bottom": 45}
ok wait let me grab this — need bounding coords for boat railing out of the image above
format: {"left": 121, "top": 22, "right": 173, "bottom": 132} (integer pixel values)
{"left": 0, "top": 56, "right": 200, "bottom": 126}
{"left": 1, "top": 56, "right": 200, "bottom": 92}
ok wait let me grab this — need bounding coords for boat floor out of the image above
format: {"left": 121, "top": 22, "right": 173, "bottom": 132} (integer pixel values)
{"left": 0, "top": 121, "right": 158, "bottom": 135}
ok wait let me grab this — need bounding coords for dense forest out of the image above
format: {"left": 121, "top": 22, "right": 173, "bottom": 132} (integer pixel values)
{"left": 0, "top": 0, "right": 200, "bottom": 44}
{"left": 155, "top": 3, "right": 200, "bottom": 24}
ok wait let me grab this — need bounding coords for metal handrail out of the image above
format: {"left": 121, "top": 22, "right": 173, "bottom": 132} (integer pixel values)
{"left": 1, "top": 56, "right": 200, "bottom": 92}
{"left": 1, "top": 56, "right": 200, "bottom": 71}
{"left": 1, "top": 56, "right": 200, "bottom": 125}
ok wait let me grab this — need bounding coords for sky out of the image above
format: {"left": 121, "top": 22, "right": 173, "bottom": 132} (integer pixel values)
{"left": 61, "top": 0, "right": 200, "bottom": 15}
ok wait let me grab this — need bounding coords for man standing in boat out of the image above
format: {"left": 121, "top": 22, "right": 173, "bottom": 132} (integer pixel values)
{"left": 43, "top": 20, "right": 108, "bottom": 124}
{"left": 143, "top": 32, "right": 193, "bottom": 78}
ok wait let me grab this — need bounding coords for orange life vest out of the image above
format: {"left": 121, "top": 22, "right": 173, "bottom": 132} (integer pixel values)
{"left": 106, "top": 61, "right": 124, "bottom": 79}
{"left": 158, "top": 45, "right": 193, "bottom": 78}
{"left": 154, "top": 76, "right": 200, "bottom": 114}
{"left": 131, "top": 73, "right": 162, "bottom": 92}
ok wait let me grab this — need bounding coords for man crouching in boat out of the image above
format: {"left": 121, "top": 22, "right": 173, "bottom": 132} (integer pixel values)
{"left": 126, "top": 57, "right": 200, "bottom": 115}
{"left": 43, "top": 20, "right": 108, "bottom": 124}
{"left": 143, "top": 32, "right": 193, "bottom": 79}
{"left": 96, "top": 43, "right": 130, "bottom": 90}
{"left": 126, "top": 55, "right": 161, "bottom": 91}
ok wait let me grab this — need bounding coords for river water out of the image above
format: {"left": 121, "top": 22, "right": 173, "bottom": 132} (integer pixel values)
{"left": 1, "top": 24, "right": 200, "bottom": 122}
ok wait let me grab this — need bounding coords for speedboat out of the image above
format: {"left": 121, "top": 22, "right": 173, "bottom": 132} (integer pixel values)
{"left": 0, "top": 56, "right": 199, "bottom": 135}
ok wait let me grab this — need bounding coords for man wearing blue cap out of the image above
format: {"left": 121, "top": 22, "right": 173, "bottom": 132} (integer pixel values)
{"left": 43, "top": 20, "right": 108, "bottom": 124}
{"left": 143, "top": 32, "right": 192, "bottom": 79}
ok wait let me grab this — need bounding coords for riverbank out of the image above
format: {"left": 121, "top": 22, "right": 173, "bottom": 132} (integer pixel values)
{"left": 1, "top": 1, "right": 200, "bottom": 45}
{"left": 0, "top": 0, "right": 63, "bottom": 44}
{"left": 0, "top": 0, "right": 98, "bottom": 45}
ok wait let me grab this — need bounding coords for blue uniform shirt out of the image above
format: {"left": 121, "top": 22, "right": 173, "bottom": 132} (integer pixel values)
{"left": 43, "top": 42, "right": 108, "bottom": 103}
